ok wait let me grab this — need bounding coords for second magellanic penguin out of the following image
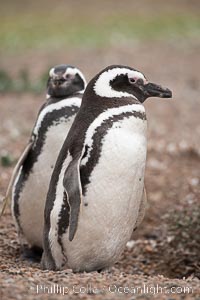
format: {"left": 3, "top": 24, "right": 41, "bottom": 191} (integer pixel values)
{"left": 11, "top": 65, "right": 86, "bottom": 253}
{"left": 42, "top": 65, "right": 172, "bottom": 272}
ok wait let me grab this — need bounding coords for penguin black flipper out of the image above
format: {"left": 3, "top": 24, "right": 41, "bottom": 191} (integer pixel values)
{"left": 63, "top": 154, "right": 83, "bottom": 242}
{"left": 0, "top": 138, "right": 34, "bottom": 217}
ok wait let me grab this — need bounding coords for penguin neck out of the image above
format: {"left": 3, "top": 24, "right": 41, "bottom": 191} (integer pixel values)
{"left": 81, "top": 89, "right": 143, "bottom": 114}
{"left": 46, "top": 92, "right": 82, "bottom": 106}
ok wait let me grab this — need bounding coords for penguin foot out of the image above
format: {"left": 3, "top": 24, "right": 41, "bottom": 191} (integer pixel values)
{"left": 21, "top": 245, "right": 43, "bottom": 263}
{"left": 40, "top": 252, "right": 57, "bottom": 270}
{"left": 97, "top": 266, "right": 112, "bottom": 273}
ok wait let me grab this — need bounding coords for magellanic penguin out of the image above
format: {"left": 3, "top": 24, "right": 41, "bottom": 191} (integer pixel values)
{"left": 41, "top": 65, "right": 172, "bottom": 272}
{"left": 10, "top": 65, "right": 86, "bottom": 253}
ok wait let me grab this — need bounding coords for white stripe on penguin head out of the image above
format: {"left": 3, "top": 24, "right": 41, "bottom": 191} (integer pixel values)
{"left": 94, "top": 67, "right": 146, "bottom": 99}
{"left": 63, "top": 67, "right": 87, "bottom": 92}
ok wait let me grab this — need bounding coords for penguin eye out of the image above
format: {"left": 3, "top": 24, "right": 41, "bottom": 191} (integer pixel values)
{"left": 65, "top": 74, "right": 70, "bottom": 79}
{"left": 129, "top": 78, "right": 136, "bottom": 84}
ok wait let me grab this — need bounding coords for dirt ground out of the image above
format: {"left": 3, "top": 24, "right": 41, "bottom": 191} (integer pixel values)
{"left": 0, "top": 14, "right": 200, "bottom": 300}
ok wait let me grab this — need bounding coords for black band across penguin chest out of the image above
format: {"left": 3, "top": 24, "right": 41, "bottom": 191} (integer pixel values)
{"left": 80, "top": 110, "right": 146, "bottom": 196}
{"left": 13, "top": 102, "right": 80, "bottom": 227}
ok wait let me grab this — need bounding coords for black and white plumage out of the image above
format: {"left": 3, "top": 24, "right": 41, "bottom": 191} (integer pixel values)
{"left": 41, "top": 65, "right": 172, "bottom": 272}
{"left": 11, "top": 64, "right": 86, "bottom": 251}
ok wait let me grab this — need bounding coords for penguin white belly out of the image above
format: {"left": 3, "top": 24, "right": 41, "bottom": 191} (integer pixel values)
{"left": 63, "top": 116, "right": 147, "bottom": 272}
{"left": 14, "top": 119, "right": 73, "bottom": 248}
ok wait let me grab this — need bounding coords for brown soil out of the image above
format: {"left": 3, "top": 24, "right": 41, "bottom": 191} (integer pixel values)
{"left": 0, "top": 35, "right": 200, "bottom": 300}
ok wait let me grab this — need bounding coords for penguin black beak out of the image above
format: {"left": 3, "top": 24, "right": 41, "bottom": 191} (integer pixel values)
{"left": 53, "top": 78, "right": 66, "bottom": 87}
{"left": 142, "top": 82, "right": 172, "bottom": 99}
{"left": 53, "top": 80, "right": 60, "bottom": 87}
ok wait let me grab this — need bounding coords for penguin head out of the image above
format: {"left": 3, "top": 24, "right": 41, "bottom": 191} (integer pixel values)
{"left": 47, "top": 65, "right": 86, "bottom": 98}
{"left": 92, "top": 65, "right": 172, "bottom": 103}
